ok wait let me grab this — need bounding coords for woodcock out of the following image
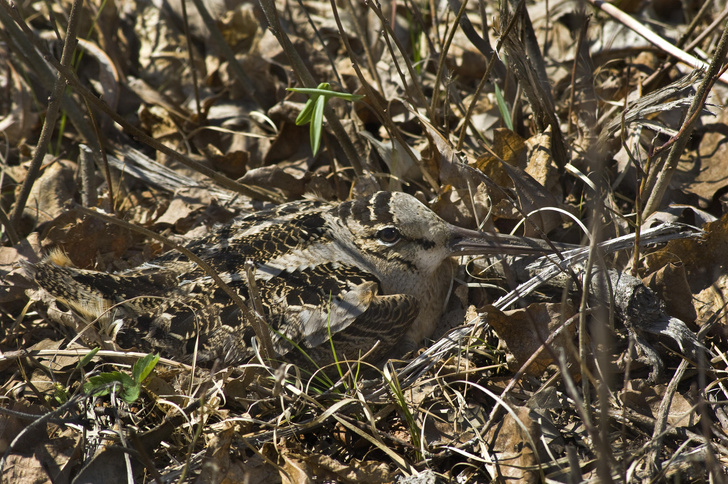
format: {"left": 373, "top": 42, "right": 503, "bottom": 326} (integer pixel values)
{"left": 27, "top": 191, "right": 551, "bottom": 369}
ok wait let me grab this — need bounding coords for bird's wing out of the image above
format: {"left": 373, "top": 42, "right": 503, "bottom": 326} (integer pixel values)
{"left": 261, "top": 263, "right": 419, "bottom": 363}
{"left": 150, "top": 199, "right": 328, "bottom": 268}
{"left": 316, "top": 290, "right": 419, "bottom": 365}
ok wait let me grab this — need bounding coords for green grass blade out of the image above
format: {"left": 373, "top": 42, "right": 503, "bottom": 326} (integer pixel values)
{"left": 494, "top": 84, "right": 513, "bottom": 130}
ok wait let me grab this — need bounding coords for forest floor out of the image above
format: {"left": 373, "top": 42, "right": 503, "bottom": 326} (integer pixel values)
{"left": 2, "top": 0, "right": 728, "bottom": 482}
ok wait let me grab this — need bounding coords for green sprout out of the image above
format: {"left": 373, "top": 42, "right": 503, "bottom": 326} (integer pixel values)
{"left": 287, "top": 83, "right": 364, "bottom": 155}
{"left": 494, "top": 83, "right": 514, "bottom": 130}
{"left": 84, "top": 353, "right": 160, "bottom": 404}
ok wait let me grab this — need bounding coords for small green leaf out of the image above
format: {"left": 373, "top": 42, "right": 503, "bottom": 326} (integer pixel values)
{"left": 287, "top": 85, "right": 363, "bottom": 102}
{"left": 84, "top": 371, "right": 134, "bottom": 396}
{"left": 121, "top": 385, "right": 141, "bottom": 404}
{"left": 287, "top": 82, "right": 331, "bottom": 96}
{"left": 82, "top": 353, "right": 159, "bottom": 403}
{"left": 311, "top": 94, "right": 326, "bottom": 155}
{"left": 77, "top": 347, "right": 100, "bottom": 369}
{"left": 295, "top": 96, "right": 316, "bottom": 125}
{"left": 285, "top": 82, "right": 364, "bottom": 155}
{"left": 132, "top": 353, "right": 160, "bottom": 384}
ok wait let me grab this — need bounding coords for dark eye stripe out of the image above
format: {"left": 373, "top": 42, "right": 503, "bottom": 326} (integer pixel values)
{"left": 361, "top": 248, "right": 417, "bottom": 271}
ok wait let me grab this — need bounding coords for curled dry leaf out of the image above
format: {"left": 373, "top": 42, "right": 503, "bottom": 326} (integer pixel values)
{"left": 278, "top": 443, "right": 391, "bottom": 484}
{"left": 1, "top": 418, "right": 79, "bottom": 484}
{"left": 524, "top": 126, "right": 563, "bottom": 202}
{"left": 37, "top": 208, "right": 138, "bottom": 270}
{"left": 674, "top": 107, "right": 728, "bottom": 208}
{"left": 22, "top": 159, "right": 76, "bottom": 227}
{"left": 484, "top": 302, "right": 576, "bottom": 376}
{"left": 0, "top": 62, "right": 37, "bottom": 144}
{"left": 620, "top": 380, "right": 699, "bottom": 428}
{"left": 645, "top": 214, "right": 728, "bottom": 328}
{"left": 642, "top": 260, "right": 697, "bottom": 323}
{"left": 474, "top": 128, "right": 565, "bottom": 235}
{"left": 485, "top": 406, "right": 542, "bottom": 484}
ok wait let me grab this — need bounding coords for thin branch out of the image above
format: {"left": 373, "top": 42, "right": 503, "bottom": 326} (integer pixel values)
{"left": 588, "top": 0, "right": 728, "bottom": 85}
{"left": 642, "top": 22, "right": 728, "bottom": 218}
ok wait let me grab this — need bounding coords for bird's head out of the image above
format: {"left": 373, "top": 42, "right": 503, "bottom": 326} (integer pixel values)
{"left": 332, "top": 191, "right": 551, "bottom": 283}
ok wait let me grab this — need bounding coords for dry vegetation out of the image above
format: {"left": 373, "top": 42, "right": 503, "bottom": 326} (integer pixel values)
{"left": 2, "top": 0, "right": 728, "bottom": 482}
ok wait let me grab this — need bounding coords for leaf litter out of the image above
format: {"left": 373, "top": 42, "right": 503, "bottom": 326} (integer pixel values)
{"left": 1, "top": 0, "right": 728, "bottom": 482}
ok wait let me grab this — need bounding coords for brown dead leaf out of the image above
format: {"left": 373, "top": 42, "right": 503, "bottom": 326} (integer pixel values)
{"left": 239, "top": 165, "right": 310, "bottom": 200}
{"left": 218, "top": 454, "right": 281, "bottom": 484}
{"left": 474, "top": 128, "right": 527, "bottom": 188}
{"left": 642, "top": 260, "right": 697, "bottom": 323}
{"left": 28, "top": 339, "right": 93, "bottom": 373}
{"left": 485, "top": 406, "right": 541, "bottom": 484}
{"left": 139, "top": 104, "right": 183, "bottom": 141}
{"left": 278, "top": 451, "right": 313, "bottom": 484}
{"left": 196, "top": 426, "right": 235, "bottom": 484}
{"left": 644, "top": 214, "right": 728, "bottom": 328}
{"left": 433, "top": 185, "right": 493, "bottom": 230}
{"left": 132, "top": 2, "right": 195, "bottom": 95}
{"left": 296, "top": 454, "right": 390, "bottom": 484}
{"left": 0, "top": 62, "right": 37, "bottom": 145}
{"left": 154, "top": 196, "right": 206, "bottom": 230}
{"left": 0, "top": 233, "right": 41, "bottom": 307}
{"left": 674, "top": 108, "right": 728, "bottom": 208}
{"left": 620, "top": 380, "right": 698, "bottom": 428}
{"left": 274, "top": 438, "right": 390, "bottom": 484}
{"left": 207, "top": 147, "right": 249, "bottom": 180}
{"left": 524, "top": 126, "right": 563, "bottom": 201}
{"left": 1, "top": 407, "right": 80, "bottom": 484}
{"left": 261, "top": 121, "right": 311, "bottom": 167}
{"left": 473, "top": 128, "right": 564, "bottom": 234}
{"left": 694, "top": 276, "right": 728, "bottom": 334}
{"left": 497, "top": 160, "right": 564, "bottom": 236}
{"left": 219, "top": 3, "right": 260, "bottom": 53}
{"left": 484, "top": 302, "right": 576, "bottom": 376}
{"left": 38, "top": 208, "right": 136, "bottom": 270}
{"left": 22, "top": 159, "right": 76, "bottom": 225}
{"left": 73, "top": 445, "right": 142, "bottom": 484}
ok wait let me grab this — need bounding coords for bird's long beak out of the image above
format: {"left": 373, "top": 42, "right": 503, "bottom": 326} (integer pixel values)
{"left": 447, "top": 224, "right": 574, "bottom": 256}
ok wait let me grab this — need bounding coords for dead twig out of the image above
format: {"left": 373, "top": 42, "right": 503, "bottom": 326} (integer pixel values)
{"left": 588, "top": 0, "right": 728, "bottom": 85}
{"left": 8, "top": 0, "right": 83, "bottom": 227}
{"left": 642, "top": 22, "right": 728, "bottom": 218}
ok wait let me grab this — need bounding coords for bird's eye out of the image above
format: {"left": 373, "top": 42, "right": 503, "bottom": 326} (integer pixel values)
{"left": 376, "top": 227, "right": 401, "bottom": 244}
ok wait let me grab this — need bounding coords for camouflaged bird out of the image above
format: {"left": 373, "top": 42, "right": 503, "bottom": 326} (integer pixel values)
{"left": 27, "top": 191, "right": 551, "bottom": 368}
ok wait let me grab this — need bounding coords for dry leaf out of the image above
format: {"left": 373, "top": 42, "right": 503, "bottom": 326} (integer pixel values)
{"left": 642, "top": 260, "right": 697, "bottom": 323}
{"left": 645, "top": 215, "right": 728, "bottom": 290}
{"left": 620, "top": 380, "right": 699, "bottom": 428}
{"left": 485, "top": 406, "right": 541, "bottom": 484}
{"left": 674, "top": 107, "right": 728, "bottom": 208}
{"left": 484, "top": 302, "right": 576, "bottom": 376}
